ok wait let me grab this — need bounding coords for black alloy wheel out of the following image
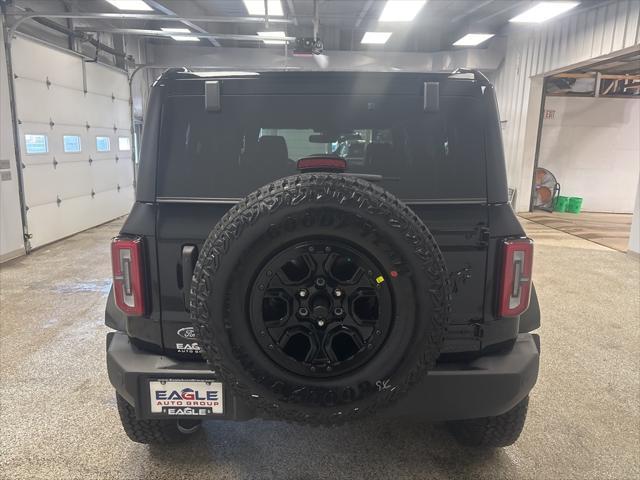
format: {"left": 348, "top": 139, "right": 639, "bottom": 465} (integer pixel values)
{"left": 250, "top": 240, "right": 394, "bottom": 378}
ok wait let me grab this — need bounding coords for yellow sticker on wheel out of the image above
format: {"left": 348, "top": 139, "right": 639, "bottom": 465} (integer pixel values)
{"left": 375, "top": 275, "right": 385, "bottom": 284}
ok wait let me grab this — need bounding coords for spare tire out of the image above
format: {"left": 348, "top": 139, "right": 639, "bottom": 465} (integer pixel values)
{"left": 190, "top": 173, "right": 451, "bottom": 425}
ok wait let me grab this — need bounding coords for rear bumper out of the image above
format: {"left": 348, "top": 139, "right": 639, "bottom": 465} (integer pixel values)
{"left": 107, "top": 331, "right": 539, "bottom": 422}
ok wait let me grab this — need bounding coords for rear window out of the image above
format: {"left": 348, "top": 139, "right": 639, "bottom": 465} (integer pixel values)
{"left": 157, "top": 92, "right": 486, "bottom": 201}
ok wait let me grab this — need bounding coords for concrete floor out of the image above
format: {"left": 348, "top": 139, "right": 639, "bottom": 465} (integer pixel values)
{"left": 0, "top": 217, "right": 638, "bottom": 480}
{"left": 520, "top": 211, "right": 633, "bottom": 253}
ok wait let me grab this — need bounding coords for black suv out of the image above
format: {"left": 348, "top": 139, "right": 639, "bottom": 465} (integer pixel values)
{"left": 106, "top": 68, "right": 540, "bottom": 448}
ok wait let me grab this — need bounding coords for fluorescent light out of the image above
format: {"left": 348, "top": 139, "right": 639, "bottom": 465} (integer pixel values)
{"left": 168, "top": 36, "right": 200, "bottom": 42}
{"left": 453, "top": 33, "right": 495, "bottom": 46}
{"left": 361, "top": 32, "right": 393, "bottom": 45}
{"left": 510, "top": 2, "right": 579, "bottom": 23}
{"left": 160, "top": 27, "right": 200, "bottom": 42}
{"left": 105, "top": 0, "right": 153, "bottom": 11}
{"left": 161, "top": 28, "right": 190, "bottom": 33}
{"left": 257, "top": 31, "right": 287, "bottom": 45}
{"left": 243, "top": 0, "right": 284, "bottom": 16}
{"left": 379, "top": 0, "right": 426, "bottom": 22}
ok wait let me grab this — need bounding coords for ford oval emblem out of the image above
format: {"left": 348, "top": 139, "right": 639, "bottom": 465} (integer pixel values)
{"left": 177, "top": 327, "right": 197, "bottom": 339}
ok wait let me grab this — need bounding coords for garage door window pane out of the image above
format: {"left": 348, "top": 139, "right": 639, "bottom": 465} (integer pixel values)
{"left": 63, "top": 135, "right": 82, "bottom": 153}
{"left": 118, "top": 136, "right": 131, "bottom": 151}
{"left": 24, "top": 134, "right": 48, "bottom": 154}
{"left": 96, "top": 136, "right": 111, "bottom": 152}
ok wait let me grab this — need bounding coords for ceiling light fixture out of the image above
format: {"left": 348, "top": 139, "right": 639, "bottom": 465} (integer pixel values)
{"left": 243, "top": 0, "right": 284, "bottom": 16}
{"left": 257, "top": 31, "right": 287, "bottom": 45}
{"left": 361, "top": 32, "right": 393, "bottom": 45}
{"left": 510, "top": 2, "right": 579, "bottom": 23}
{"left": 105, "top": 0, "right": 153, "bottom": 11}
{"left": 453, "top": 33, "right": 495, "bottom": 46}
{"left": 379, "top": 0, "right": 426, "bottom": 22}
{"left": 160, "top": 27, "right": 200, "bottom": 42}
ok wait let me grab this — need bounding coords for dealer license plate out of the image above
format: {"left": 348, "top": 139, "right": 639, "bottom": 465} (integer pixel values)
{"left": 149, "top": 379, "right": 223, "bottom": 416}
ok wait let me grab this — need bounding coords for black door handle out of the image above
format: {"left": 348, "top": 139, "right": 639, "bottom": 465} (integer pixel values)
{"left": 181, "top": 245, "right": 198, "bottom": 310}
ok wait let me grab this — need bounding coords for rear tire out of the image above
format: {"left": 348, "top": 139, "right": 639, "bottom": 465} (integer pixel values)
{"left": 446, "top": 396, "right": 529, "bottom": 447}
{"left": 116, "top": 394, "right": 201, "bottom": 444}
{"left": 190, "top": 173, "right": 451, "bottom": 425}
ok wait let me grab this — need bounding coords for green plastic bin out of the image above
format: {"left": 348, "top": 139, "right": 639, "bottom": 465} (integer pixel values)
{"left": 554, "top": 196, "right": 569, "bottom": 212}
{"left": 567, "top": 197, "right": 583, "bottom": 214}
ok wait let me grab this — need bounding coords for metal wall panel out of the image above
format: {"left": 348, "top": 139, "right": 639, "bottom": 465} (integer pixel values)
{"left": 494, "top": 0, "right": 640, "bottom": 212}
{"left": 11, "top": 35, "right": 134, "bottom": 248}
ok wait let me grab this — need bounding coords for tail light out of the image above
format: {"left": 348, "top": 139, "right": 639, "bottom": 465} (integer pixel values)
{"left": 498, "top": 238, "right": 534, "bottom": 317}
{"left": 111, "top": 236, "right": 145, "bottom": 316}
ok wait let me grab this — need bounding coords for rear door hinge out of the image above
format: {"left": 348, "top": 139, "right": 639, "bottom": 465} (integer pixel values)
{"left": 475, "top": 225, "right": 490, "bottom": 247}
{"left": 444, "top": 322, "right": 483, "bottom": 339}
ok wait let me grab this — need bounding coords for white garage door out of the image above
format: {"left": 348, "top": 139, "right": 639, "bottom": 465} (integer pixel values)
{"left": 11, "top": 36, "right": 134, "bottom": 249}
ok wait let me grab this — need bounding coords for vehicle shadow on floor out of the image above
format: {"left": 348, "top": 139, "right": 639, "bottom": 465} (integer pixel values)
{"left": 145, "top": 417, "right": 519, "bottom": 479}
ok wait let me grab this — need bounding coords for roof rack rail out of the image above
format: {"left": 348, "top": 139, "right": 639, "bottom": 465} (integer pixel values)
{"left": 449, "top": 68, "right": 491, "bottom": 86}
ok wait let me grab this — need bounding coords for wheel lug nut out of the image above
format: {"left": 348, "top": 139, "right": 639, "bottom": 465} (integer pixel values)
{"left": 315, "top": 277, "right": 326, "bottom": 287}
{"left": 333, "top": 288, "right": 343, "bottom": 298}
{"left": 298, "top": 288, "right": 308, "bottom": 298}
{"left": 334, "top": 307, "right": 344, "bottom": 317}
{"left": 298, "top": 307, "right": 309, "bottom": 317}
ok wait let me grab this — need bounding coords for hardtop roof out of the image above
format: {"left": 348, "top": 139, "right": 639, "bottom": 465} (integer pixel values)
{"left": 158, "top": 68, "right": 489, "bottom": 97}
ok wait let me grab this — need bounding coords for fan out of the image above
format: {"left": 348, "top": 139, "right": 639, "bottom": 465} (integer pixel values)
{"left": 533, "top": 167, "right": 561, "bottom": 212}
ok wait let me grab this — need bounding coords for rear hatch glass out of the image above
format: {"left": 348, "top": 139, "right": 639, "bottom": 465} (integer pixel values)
{"left": 156, "top": 88, "right": 486, "bottom": 202}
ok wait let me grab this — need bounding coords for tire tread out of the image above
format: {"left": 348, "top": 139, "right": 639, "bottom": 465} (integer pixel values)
{"left": 116, "top": 394, "right": 189, "bottom": 444}
{"left": 447, "top": 396, "right": 529, "bottom": 447}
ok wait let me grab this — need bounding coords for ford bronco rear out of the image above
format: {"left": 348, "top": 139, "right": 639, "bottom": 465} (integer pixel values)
{"left": 106, "top": 68, "right": 540, "bottom": 447}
